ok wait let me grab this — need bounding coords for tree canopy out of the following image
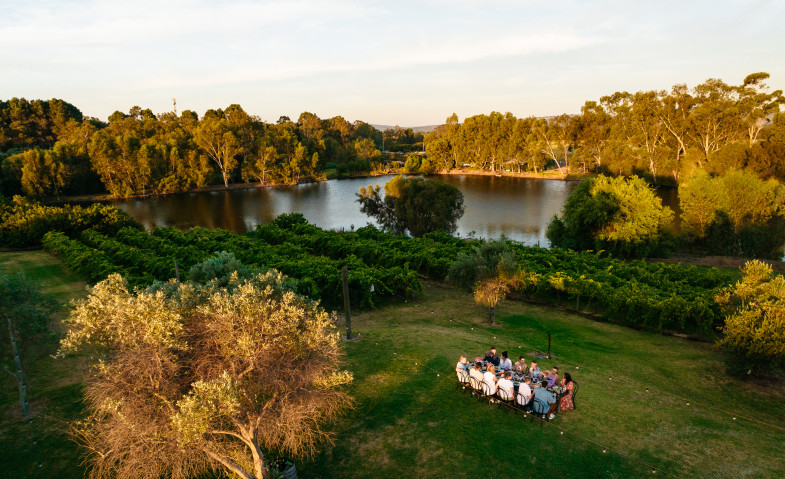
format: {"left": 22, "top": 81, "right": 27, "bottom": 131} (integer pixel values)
{"left": 547, "top": 175, "right": 674, "bottom": 257}
{"left": 423, "top": 73, "right": 785, "bottom": 183}
{"left": 58, "top": 271, "right": 353, "bottom": 479}
{"left": 356, "top": 175, "right": 465, "bottom": 237}
{"left": 679, "top": 169, "right": 784, "bottom": 257}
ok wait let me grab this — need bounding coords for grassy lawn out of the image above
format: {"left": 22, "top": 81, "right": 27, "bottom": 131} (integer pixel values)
{"left": 2, "top": 252, "right": 784, "bottom": 478}
{"left": 300, "top": 282, "right": 785, "bottom": 478}
{"left": 0, "top": 251, "right": 88, "bottom": 479}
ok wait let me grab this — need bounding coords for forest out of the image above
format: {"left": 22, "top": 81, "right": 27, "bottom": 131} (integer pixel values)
{"left": 1, "top": 72, "right": 783, "bottom": 200}
{"left": 423, "top": 73, "right": 785, "bottom": 183}
{"left": 0, "top": 101, "right": 392, "bottom": 198}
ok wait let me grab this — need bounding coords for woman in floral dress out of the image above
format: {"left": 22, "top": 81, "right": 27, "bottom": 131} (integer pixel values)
{"left": 559, "top": 372, "right": 575, "bottom": 411}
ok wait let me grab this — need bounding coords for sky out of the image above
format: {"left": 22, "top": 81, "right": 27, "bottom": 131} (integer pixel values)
{"left": 2, "top": 0, "right": 784, "bottom": 126}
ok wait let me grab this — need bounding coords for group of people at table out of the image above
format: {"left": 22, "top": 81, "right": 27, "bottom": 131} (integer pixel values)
{"left": 456, "top": 346, "right": 575, "bottom": 420}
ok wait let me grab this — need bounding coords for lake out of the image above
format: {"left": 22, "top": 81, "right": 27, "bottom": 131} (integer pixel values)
{"left": 111, "top": 174, "right": 681, "bottom": 247}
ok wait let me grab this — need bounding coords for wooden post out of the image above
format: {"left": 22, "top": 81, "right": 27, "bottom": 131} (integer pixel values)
{"left": 342, "top": 267, "right": 352, "bottom": 339}
{"left": 174, "top": 258, "right": 181, "bottom": 283}
{"left": 547, "top": 331, "right": 552, "bottom": 359}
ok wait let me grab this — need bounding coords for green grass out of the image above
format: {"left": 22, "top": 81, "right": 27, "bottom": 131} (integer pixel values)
{"left": 0, "top": 251, "right": 88, "bottom": 479}
{"left": 299, "top": 282, "right": 785, "bottom": 478}
{"left": 2, "top": 252, "right": 784, "bottom": 478}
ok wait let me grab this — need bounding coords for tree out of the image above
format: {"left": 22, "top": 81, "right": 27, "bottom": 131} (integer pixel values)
{"left": 20, "top": 147, "right": 72, "bottom": 200}
{"left": 356, "top": 176, "right": 464, "bottom": 237}
{"left": 242, "top": 144, "right": 278, "bottom": 186}
{"left": 716, "top": 260, "right": 785, "bottom": 372}
{"left": 547, "top": 175, "right": 673, "bottom": 257}
{"left": 446, "top": 240, "right": 519, "bottom": 325}
{"left": 678, "top": 169, "right": 718, "bottom": 237}
{"left": 1, "top": 271, "right": 55, "bottom": 417}
{"left": 737, "top": 72, "right": 784, "bottom": 146}
{"left": 474, "top": 277, "right": 511, "bottom": 325}
{"left": 194, "top": 116, "right": 240, "bottom": 187}
{"left": 716, "top": 169, "right": 783, "bottom": 234}
{"left": 58, "top": 272, "right": 352, "bottom": 479}
{"left": 575, "top": 101, "right": 611, "bottom": 171}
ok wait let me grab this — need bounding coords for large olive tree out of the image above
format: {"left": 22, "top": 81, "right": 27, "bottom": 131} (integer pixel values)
{"left": 59, "top": 272, "right": 352, "bottom": 479}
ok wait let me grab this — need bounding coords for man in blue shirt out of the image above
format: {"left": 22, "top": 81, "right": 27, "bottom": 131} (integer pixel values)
{"left": 532, "top": 384, "right": 557, "bottom": 419}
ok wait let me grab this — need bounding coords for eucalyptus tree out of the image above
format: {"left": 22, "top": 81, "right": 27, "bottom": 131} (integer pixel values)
{"left": 194, "top": 115, "right": 240, "bottom": 187}
{"left": 88, "top": 116, "right": 151, "bottom": 196}
{"left": 686, "top": 78, "right": 742, "bottom": 166}
{"left": 737, "top": 72, "right": 784, "bottom": 146}
{"left": 658, "top": 84, "right": 694, "bottom": 180}
{"left": 574, "top": 101, "right": 611, "bottom": 171}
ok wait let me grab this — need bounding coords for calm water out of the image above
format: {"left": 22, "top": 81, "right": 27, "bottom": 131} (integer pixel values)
{"left": 112, "top": 175, "right": 681, "bottom": 247}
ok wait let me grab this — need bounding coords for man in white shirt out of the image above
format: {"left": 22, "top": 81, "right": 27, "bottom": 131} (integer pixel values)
{"left": 497, "top": 371, "right": 514, "bottom": 401}
{"left": 516, "top": 377, "right": 533, "bottom": 407}
{"left": 499, "top": 351, "right": 513, "bottom": 371}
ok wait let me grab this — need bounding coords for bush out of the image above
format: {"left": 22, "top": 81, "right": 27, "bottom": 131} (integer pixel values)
{"left": 0, "top": 196, "right": 141, "bottom": 247}
{"left": 716, "top": 260, "right": 785, "bottom": 373}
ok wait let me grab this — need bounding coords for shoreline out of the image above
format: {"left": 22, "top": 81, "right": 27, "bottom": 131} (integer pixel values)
{"left": 55, "top": 168, "right": 589, "bottom": 203}
{"left": 433, "top": 168, "right": 589, "bottom": 182}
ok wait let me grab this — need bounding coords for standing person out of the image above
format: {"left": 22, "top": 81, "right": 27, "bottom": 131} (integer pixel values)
{"left": 559, "top": 372, "right": 575, "bottom": 411}
{"left": 516, "top": 377, "right": 533, "bottom": 407}
{"left": 497, "top": 371, "right": 515, "bottom": 401}
{"left": 499, "top": 351, "right": 513, "bottom": 371}
{"left": 483, "top": 364, "right": 498, "bottom": 395}
{"left": 484, "top": 347, "right": 500, "bottom": 367}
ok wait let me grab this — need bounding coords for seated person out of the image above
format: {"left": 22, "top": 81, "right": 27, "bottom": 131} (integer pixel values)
{"left": 483, "top": 364, "right": 498, "bottom": 395}
{"left": 496, "top": 371, "right": 515, "bottom": 401}
{"left": 455, "top": 355, "right": 470, "bottom": 381}
{"left": 484, "top": 346, "right": 500, "bottom": 367}
{"left": 532, "top": 383, "right": 557, "bottom": 419}
{"left": 559, "top": 372, "right": 575, "bottom": 411}
{"left": 516, "top": 377, "right": 533, "bottom": 407}
{"left": 499, "top": 351, "right": 513, "bottom": 371}
{"left": 544, "top": 367, "right": 559, "bottom": 388}
{"left": 456, "top": 356, "right": 470, "bottom": 374}
{"left": 513, "top": 356, "right": 527, "bottom": 374}
{"left": 469, "top": 362, "right": 484, "bottom": 385}
{"left": 529, "top": 361, "right": 542, "bottom": 381}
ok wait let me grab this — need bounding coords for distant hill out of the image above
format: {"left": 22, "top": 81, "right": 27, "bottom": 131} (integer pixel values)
{"left": 371, "top": 124, "right": 441, "bottom": 133}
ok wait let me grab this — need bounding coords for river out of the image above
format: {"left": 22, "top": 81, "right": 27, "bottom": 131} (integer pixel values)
{"left": 111, "top": 174, "right": 682, "bottom": 247}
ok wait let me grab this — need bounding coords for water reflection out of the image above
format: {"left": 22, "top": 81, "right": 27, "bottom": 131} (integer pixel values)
{"left": 111, "top": 175, "right": 685, "bottom": 247}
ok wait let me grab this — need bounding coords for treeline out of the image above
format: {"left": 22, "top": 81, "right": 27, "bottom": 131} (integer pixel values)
{"left": 1, "top": 99, "right": 390, "bottom": 198}
{"left": 424, "top": 72, "right": 785, "bottom": 184}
